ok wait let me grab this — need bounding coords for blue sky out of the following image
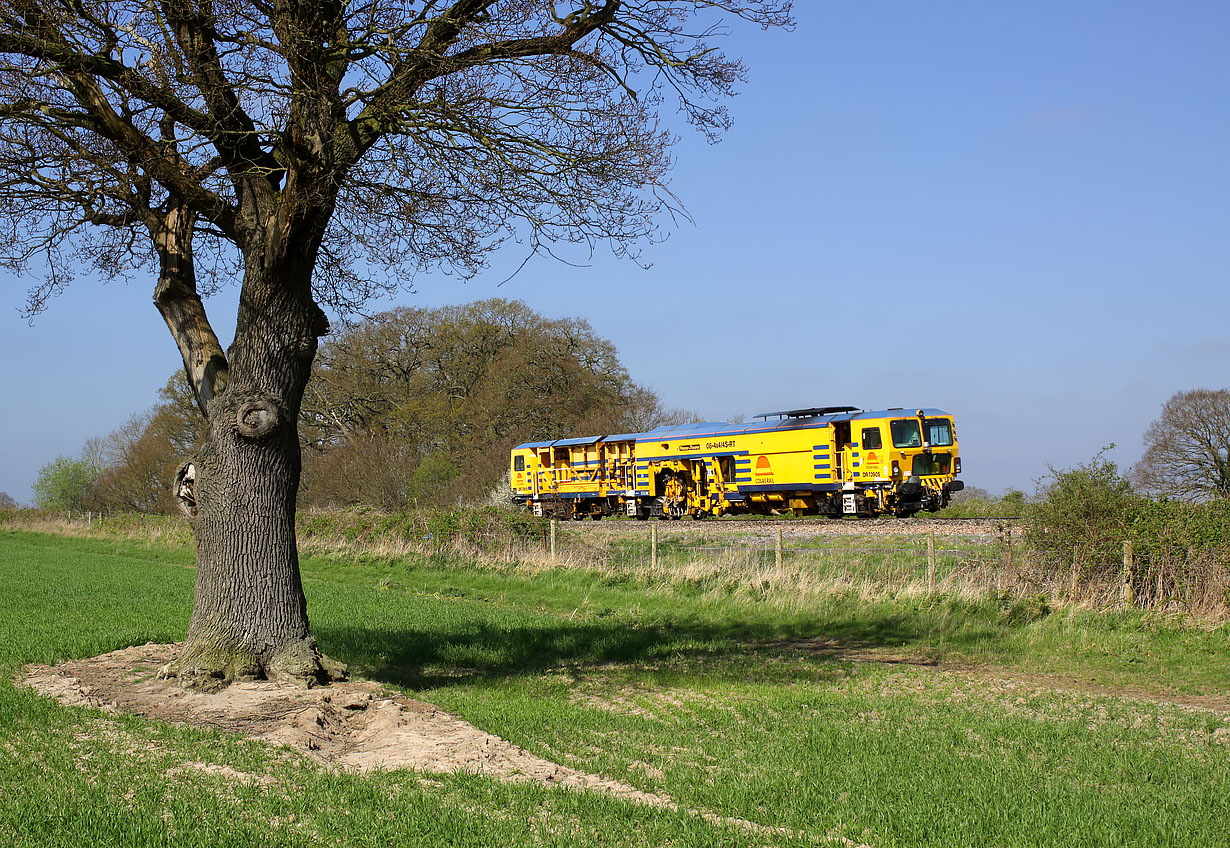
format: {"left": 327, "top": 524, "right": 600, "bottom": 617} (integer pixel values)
{"left": 3, "top": 2, "right": 1228, "bottom": 503}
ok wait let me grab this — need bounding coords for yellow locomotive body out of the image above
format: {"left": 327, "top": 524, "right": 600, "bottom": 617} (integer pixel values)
{"left": 511, "top": 406, "right": 963, "bottom": 519}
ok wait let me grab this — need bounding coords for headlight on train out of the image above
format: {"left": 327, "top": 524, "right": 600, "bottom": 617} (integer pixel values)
{"left": 954, "top": 457, "right": 961, "bottom": 474}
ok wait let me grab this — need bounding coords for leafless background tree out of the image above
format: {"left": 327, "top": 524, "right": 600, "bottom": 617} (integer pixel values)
{"left": 86, "top": 377, "right": 206, "bottom": 514}
{"left": 1132, "top": 389, "right": 1230, "bottom": 502}
{"left": 0, "top": 1, "right": 792, "bottom": 688}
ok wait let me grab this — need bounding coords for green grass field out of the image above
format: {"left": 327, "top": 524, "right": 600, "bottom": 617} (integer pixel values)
{"left": 1, "top": 528, "right": 1228, "bottom": 846}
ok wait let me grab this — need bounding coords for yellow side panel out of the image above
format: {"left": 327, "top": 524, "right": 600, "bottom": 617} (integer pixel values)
{"left": 728, "top": 426, "right": 834, "bottom": 490}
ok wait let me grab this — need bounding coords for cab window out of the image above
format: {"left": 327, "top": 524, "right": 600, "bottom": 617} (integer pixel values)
{"left": 861, "top": 427, "right": 883, "bottom": 450}
{"left": 890, "top": 419, "right": 923, "bottom": 448}
{"left": 514, "top": 455, "right": 525, "bottom": 472}
{"left": 925, "top": 419, "right": 954, "bottom": 447}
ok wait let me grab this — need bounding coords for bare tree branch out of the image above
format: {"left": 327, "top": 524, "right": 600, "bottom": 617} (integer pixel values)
{"left": 1133, "top": 389, "right": 1230, "bottom": 502}
{"left": 151, "top": 203, "right": 229, "bottom": 417}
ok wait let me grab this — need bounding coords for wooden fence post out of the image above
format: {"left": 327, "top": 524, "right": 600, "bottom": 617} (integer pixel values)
{"left": 651, "top": 523, "right": 658, "bottom": 570}
{"left": 1121, "top": 540, "right": 1134, "bottom": 607}
{"left": 550, "top": 518, "right": 557, "bottom": 563}
{"left": 775, "top": 526, "right": 783, "bottom": 570}
{"left": 927, "top": 530, "right": 936, "bottom": 593}
{"left": 1188, "top": 546, "right": 1196, "bottom": 610}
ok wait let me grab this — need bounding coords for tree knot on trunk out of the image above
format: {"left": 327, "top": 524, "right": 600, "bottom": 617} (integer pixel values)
{"left": 173, "top": 461, "right": 198, "bottom": 519}
{"left": 235, "top": 396, "right": 282, "bottom": 440}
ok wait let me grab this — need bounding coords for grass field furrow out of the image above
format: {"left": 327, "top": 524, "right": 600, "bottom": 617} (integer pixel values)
{"left": 1, "top": 529, "right": 1228, "bottom": 846}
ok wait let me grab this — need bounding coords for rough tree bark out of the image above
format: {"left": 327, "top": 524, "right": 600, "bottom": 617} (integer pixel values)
{"left": 169, "top": 273, "right": 343, "bottom": 688}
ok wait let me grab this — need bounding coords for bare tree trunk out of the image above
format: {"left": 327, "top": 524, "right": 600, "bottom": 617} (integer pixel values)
{"left": 162, "top": 266, "right": 343, "bottom": 689}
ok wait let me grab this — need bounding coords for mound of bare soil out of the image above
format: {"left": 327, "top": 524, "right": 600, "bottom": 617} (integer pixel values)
{"left": 20, "top": 643, "right": 662, "bottom": 803}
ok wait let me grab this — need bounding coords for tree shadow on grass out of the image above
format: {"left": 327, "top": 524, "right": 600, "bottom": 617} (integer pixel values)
{"left": 315, "top": 608, "right": 999, "bottom": 692}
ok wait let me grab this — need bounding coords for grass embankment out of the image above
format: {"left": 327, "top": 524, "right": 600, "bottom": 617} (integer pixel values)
{"left": 1, "top": 529, "right": 1228, "bottom": 847}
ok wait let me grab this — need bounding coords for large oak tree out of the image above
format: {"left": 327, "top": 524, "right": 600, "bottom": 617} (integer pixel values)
{"left": 0, "top": 0, "right": 791, "bottom": 688}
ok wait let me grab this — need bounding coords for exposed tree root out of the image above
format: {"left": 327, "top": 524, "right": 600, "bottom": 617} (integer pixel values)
{"left": 159, "top": 638, "right": 347, "bottom": 692}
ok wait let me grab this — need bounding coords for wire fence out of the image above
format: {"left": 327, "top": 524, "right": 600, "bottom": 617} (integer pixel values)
{"left": 10, "top": 509, "right": 1229, "bottom": 619}
{"left": 382, "top": 519, "right": 1230, "bottom": 618}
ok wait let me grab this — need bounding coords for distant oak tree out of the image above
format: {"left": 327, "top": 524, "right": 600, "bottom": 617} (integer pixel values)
{"left": 1132, "top": 389, "right": 1230, "bottom": 502}
{"left": 0, "top": 1, "right": 792, "bottom": 688}
{"left": 298, "top": 298, "right": 690, "bottom": 509}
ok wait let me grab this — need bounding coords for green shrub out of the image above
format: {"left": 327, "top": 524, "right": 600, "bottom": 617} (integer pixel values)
{"left": 1024, "top": 449, "right": 1230, "bottom": 598}
{"left": 407, "top": 453, "right": 461, "bottom": 507}
{"left": 1024, "top": 448, "right": 1139, "bottom": 573}
{"left": 32, "top": 455, "right": 102, "bottom": 514}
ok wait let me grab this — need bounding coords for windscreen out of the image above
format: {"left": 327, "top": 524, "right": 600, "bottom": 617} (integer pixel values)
{"left": 890, "top": 419, "right": 923, "bottom": 448}
{"left": 925, "top": 419, "right": 954, "bottom": 447}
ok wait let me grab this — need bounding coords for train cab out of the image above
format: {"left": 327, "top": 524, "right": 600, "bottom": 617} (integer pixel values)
{"left": 835, "top": 409, "right": 963, "bottom": 515}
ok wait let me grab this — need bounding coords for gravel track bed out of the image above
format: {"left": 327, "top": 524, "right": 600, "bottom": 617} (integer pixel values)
{"left": 553, "top": 516, "right": 1018, "bottom": 542}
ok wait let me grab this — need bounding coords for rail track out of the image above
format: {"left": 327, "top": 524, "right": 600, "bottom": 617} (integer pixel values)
{"left": 550, "top": 513, "right": 1023, "bottom": 540}
{"left": 556, "top": 514, "right": 1024, "bottom": 527}
{"left": 684, "top": 515, "right": 1024, "bottom": 526}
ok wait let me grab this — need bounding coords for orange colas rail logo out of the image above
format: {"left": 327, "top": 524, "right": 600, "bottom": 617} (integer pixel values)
{"left": 755, "top": 455, "right": 774, "bottom": 481}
